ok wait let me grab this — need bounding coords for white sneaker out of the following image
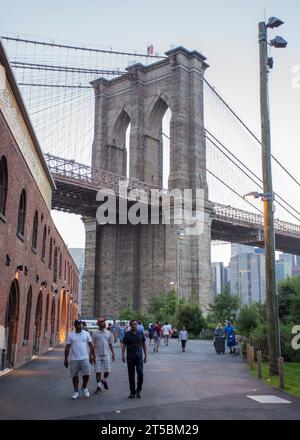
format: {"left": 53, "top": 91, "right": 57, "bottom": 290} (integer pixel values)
{"left": 82, "top": 387, "right": 90, "bottom": 398}
{"left": 72, "top": 391, "right": 79, "bottom": 400}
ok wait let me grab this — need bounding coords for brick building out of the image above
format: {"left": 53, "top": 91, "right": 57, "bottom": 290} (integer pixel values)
{"left": 0, "top": 40, "right": 79, "bottom": 371}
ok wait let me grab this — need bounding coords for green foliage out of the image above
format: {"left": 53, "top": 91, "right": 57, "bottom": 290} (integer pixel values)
{"left": 237, "top": 303, "right": 266, "bottom": 337}
{"left": 119, "top": 301, "right": 151, "bottom": 325}
{"left": 207, "top": 283, "right": 241, "bottom": 325}
{"left": 147, "top": 290, "right": 176, "bottom": 324}
{"left": 176, "top": 301, "right": 206, "bottom": 336}
{"left": 278, "top": 276, "right": 300, "bottom": 324}
{"left": 119, "top": 300, "right": 135, "bottom": 321}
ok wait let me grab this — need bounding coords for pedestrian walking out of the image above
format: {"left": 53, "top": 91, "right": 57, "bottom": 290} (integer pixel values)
{"left": 122, "top": 319, "right": 147, "bottom": 398}
{"left": 162, "top": 321, "right": 171, "bottom": 346}
{"left": 152, "top": 321, "right": 161, "bottom": 352}
{"left": 179, "top": 326, "right": 188, "bottom": 352}
{"left": 111, "top": 320, "right": 118, "bottom": 344}
{"left": 92, "top": 317, "right": 115, "bottom": 394}
{"left": 118, "top": 321, "right": 126, "bottom": 345}
{"left": 148, "top": 323, "right": 153, "bottom": 346}
{"left": 64, "top": 319, "right": 96, "bottom": 400}
{"left": 224, "top": 321, "right": 236, "bottom": 354}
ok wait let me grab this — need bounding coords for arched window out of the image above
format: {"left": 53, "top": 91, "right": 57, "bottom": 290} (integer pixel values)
{"left": 0, "top": 156, "right": 8, "bottom": 216}
{"left": 56, "top": 298, "right": 60, "bottom": 333}
{"left": 17, "top": 189, "right": 26, "bottom": 238}
{"left": 41, "top": 225, "right": 47, "bottom": 261}
{"left": 48, "top": 238, "right": 53, "bottom": 269}
{"left": 32, "top": 211, "right": 38, "bottom": 251}
{"left": 53, "top": 247, "right": 58, "bottom": 283}
{"left": 23, "top": 287, "right": 32, "bottom": 342}
{"left": 59, "top": 252, "right": 62, "bottom": 279}
{"left": 44, "top": 295, "right": 49, "bottom": 336}
{"left": 64, "top": 260, "right": 66, "bottom": 281}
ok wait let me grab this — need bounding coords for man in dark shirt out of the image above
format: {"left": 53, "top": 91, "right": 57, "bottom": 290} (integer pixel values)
{"left": 122, "top": 319, "right": 147, "bottom": 398}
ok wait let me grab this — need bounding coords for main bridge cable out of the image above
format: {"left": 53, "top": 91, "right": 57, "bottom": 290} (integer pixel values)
{"left": 1, "top": 35, "right": 166, "bottom": 59}
{"left": 162, "top": 132, "right": 300, "bottom": 223}
{"left": 4, "top": 35, "right": 298, "bottom": 191}
{"left": 203, "top": 78, "right": 300, "bottom": 188}
{"left": 205, "top": 130, "right": 300, "bottom": 219}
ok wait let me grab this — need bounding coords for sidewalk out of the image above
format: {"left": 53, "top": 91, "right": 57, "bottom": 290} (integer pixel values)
{"left": 0, "top": 340, "right": 300, "bottom": 420}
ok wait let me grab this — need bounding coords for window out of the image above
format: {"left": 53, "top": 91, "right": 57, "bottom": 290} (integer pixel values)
{"left": 59, "top": 252, "right": 62, "bottom": 279}
{"left": 56, "top": 299, "right": 60, "bottom": 333}
{"left": 23, "top": 287, "right": 32, "bottom": 342}
{"left": 17, "top": 189, "right": 26, "bottom": 238}
{"left": 32, "top": 211, "right": 38, "bottom": 251}
{"left": 53, "top": 247, "right": 58, "bottom": 283}
{"left": 0, "top": 156, "right": 8, "bottom": 216}
{"left": 44, "top": 295, "right": 49, "bottom": 336}
{"left": 41, "top": 226, "right": 47, "bottom": 261}
{"left": 48, "top": 238, "right": 53, "bottom": 269}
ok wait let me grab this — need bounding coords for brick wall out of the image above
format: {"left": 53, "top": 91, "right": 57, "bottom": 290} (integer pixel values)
{"left": 0, "top": 110, "right": 79, "bottom": 369}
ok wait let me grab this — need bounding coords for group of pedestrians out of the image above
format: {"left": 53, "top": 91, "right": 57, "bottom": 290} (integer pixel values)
{"left": 214, "top": 320, "right": 237, "bottom": 354}
{"left": 147, "top": 321, "right": 188, "bottom": 353}
{"left": 64, "top": 318, "right": 146, "bottom": 400}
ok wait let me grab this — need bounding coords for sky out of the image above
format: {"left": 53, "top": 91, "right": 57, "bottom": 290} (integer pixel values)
{"left": 1, "top": 0, "right": 299, "bottom": 266}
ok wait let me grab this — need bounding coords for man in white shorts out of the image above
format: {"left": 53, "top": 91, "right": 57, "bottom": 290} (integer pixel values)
{"left": 64, "top": 320, "right": 96, "bottom": 400}
{"left": 92, "top": 317, "right": 115, "bottom": 394}
{"left": 162, "top": 321, "right": 172, "bottom": 346}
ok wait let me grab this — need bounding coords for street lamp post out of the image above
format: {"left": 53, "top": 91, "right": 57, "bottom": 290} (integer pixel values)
{"left": 258, "top": 17, "right": 287, "bottom": 375}
{"left": 175, "top": 226, "right": 185, "bottom": 314}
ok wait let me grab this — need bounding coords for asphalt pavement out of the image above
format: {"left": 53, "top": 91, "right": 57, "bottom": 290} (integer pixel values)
{"left": 0, "top": 338, "right": 300, "bottom": 420}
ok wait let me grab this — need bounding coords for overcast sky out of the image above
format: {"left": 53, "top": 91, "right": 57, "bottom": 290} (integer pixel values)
{"left": 1, "top": 0, "right": 299, "bottom": 265}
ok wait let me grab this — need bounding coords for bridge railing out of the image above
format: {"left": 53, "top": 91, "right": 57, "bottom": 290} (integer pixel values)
{"left": 44, "top": 153, "right": 157, "bottom": 196}
{"left": 44, "top": 154, "right": 300, "bottom": 237}
{"left": 212, "top": 202, "right": 300, "bottom": 236}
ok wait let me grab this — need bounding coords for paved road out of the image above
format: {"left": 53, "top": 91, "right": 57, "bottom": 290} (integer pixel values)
{"left": 1, "top": 339, "right": 300, "bottom": 420}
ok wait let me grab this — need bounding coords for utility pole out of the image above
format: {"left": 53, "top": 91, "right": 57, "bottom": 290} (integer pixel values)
{"left": 258, "top": 19, "right": 286, "bottom": 375}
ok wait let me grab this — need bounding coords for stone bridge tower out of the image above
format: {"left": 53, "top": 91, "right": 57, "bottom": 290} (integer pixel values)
{"left": 81, "top": 47, "right": 213, "bottom": 318}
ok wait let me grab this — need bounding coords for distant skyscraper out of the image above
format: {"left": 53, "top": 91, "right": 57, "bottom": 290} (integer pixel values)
{"left": 276, "top": 253, "right": 294, "bottom": 282}
{"left": 231, "top": 244, "right": 255, "bottom": 258}
{"left": 230, "top": 245, "right": 265, "bottom": 304}
{"left": 212, "top": 262, "right": 225, "bottom": 295}
{"left": 69, "top": 248, "right": 85, "bottom": 314}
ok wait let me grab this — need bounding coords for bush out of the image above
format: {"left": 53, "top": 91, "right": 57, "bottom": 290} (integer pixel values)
{"left": 237, "top": 303, "right": 266, "bottom": 337}
{"left": 177, "top": 302, "right": 206, "bottom": 336}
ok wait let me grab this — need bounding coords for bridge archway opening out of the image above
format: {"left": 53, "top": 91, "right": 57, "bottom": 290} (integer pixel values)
{"left": 111, "top": 109, "right": 131, "bottom": 178}
{"left": 126, "top": 122, "right": 131, "bottom": 178}
{"left": 162, "top": 107, "right": 171, "bottom": 189}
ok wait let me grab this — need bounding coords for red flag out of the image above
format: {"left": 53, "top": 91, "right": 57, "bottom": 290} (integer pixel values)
{"left": 147, "top": 44, "right": 154, "bottom": 56}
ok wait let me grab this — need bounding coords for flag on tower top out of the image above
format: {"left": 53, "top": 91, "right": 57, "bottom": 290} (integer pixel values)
{"left": 147, "top": 44, "right": 154, "bottom": 56}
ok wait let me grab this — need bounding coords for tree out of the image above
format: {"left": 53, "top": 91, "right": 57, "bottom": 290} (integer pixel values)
{"left": 278, "top": 275, "right": 300, "bottom": 324}
{"left": 177, "top": 301, "right": 206, "bottom": 336}
{"left": 147, "top": 290, "right": 176, "bottom": 324}
{"left": 207, "top": 284, "right": 241, "bottom": 325}
{"left": 237, "top": 303, "right": 262, "bottom": 337}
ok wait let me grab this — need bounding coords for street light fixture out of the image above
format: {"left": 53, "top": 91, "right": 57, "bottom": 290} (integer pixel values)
{"left": 269, "top": 36, "right": 288, "bottom": 49}
{"left": 175, "top": 226, "right": 185, "bottom": 313}
{"left": 243, "top": 191, "right": 273, "bottom": 201}
{"left": 266, "top": 17, "right": 284, "bottom": 29}
{"left": 258, "top": 16, "right": 287, "bottom": 375}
